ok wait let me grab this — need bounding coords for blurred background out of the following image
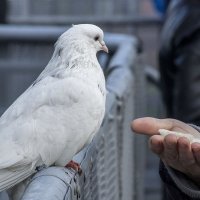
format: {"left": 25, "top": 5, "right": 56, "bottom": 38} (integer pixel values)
{"left": 1, "top": 0, "right": 162, "bottom": 67}
{"left": 0, "top": 0, "right": 166, "bottom": 200}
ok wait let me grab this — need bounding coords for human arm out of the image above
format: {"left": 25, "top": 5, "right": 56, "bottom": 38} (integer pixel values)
{"left": 131, "top": 117, "right": 200, "bottom": 198}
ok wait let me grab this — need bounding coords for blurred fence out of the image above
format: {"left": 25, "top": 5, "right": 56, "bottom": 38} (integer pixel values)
{"left": 0, "top": 25, "right": 147, "bottom": 200}
{"left": 4, "top": 0, "right": 162, "bottom": 70}
{"left": 7, "top": 0, "right": 139, "bottom": 23}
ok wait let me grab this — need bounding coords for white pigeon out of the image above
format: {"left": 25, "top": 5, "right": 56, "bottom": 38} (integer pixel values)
{"left": 0, "top": 24, "right": 108, "bottom": 192}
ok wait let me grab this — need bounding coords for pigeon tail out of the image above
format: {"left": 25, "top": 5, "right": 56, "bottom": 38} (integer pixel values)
{"left": 0, "top": 165, "right": 35, "bottom": 192}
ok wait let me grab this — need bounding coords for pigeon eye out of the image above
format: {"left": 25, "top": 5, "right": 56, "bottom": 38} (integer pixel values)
{"left": 94, "top": 36, "right": 99, "bottom": 41}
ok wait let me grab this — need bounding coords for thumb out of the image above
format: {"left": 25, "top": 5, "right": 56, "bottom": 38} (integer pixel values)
{"left": 131, "top": 117, "right": 174, "bottom": 136}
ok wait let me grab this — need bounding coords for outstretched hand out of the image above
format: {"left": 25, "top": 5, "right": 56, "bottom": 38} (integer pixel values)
{"left": 131, "top": 117, "right": 200, "bottom": 185}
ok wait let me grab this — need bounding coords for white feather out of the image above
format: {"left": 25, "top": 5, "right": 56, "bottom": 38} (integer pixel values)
{"left": 0, "top": 24, "right": 107, "bottom": 192}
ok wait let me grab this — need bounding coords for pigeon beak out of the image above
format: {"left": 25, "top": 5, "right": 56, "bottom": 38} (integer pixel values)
{"left": 101, "top": 44, "right": 109, "bottom": 53}
{"left": 100, "top": 41, "right": 109, "bottom": 53}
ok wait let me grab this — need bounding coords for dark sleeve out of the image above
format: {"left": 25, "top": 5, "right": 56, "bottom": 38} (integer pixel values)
{"left": 160, "top": 28, "right": 200, "bottom": 125}
{"left": 159, "top": 125, "right": 200, "bottom": 200}
{"left": 160, "top": 161, "right": 200, "bottom": 200}
{"left": 172, "top": 30, "right": 200, "bottom": 125}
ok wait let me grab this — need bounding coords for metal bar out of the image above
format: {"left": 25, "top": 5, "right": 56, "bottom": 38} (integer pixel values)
{"left": 0, "top": 25, "right": 137, "bottom": 49}
{"left": 0, "top": 62, "right": 44, "bottom": 72}
{"left": 0, "top": 25, "right": 66, "bottom": 42}
{"left": 6, "top": 15, "right": 163, "bottom": 26}
{"left": 21, "top": 167, "right": 78, "bottom": 200}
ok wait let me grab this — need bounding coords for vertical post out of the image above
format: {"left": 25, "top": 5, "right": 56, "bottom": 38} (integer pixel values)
{"left": 0, "top": 0, "right": 7, "bottom": 24}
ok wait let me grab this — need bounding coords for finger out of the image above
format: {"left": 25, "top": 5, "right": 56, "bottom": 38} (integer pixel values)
{"left": 131, "top": 117, "right": 174, "bottom": 136}
{"left": 131, "top": 117, "right": 199, "bottom": 136}
{"left": 149, "top": 135, "right": 164, "bottom": 155}
{"left": 192, "top": 142, "right": 200, "bottom": 165}
{"left": 178, "top": 137, "right": 195, "bottom": 167}
{"left": 163, "top": 134, "right": 178, "bottom": 162}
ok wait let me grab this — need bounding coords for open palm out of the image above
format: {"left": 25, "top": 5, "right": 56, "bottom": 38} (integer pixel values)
{"left": 132, "top": 117, "right": 200, "bottom": 185}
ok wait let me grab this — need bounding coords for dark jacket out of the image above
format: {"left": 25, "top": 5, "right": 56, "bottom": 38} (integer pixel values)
{"left": 159, "top": 0, "right": 200, "bottom": 125}
{"left": 160, "top": 161, "right": 200, "bottom": 200}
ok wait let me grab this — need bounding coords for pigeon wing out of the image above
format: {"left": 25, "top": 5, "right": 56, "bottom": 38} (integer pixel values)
{"left": 0, "top": 74, "right": 80, "bottom": 191}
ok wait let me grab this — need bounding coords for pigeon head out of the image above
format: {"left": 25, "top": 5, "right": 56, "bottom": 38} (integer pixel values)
{"left": 72, "top": 24, "right": 108, "bottom": 53}
{"left": 57, "top": 24, "right": 108, "bottom": 55}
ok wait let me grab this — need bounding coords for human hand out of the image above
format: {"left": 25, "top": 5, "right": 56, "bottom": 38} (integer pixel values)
{"left": 131, "top": 117, "right": 200, "bottom": 185}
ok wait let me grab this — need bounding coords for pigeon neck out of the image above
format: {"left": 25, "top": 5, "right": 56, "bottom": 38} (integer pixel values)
{"left": 64, "top": 41, "right": 98, "bottom": 63}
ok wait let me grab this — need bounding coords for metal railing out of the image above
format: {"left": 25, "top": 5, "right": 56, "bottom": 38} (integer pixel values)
{"left": 0, "top": 25, "right": 147, "bottom": 200}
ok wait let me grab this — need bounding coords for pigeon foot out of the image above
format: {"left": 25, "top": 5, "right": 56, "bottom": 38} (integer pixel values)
{"left": 65, "top": 160, "right": 82, "bottom": 175}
